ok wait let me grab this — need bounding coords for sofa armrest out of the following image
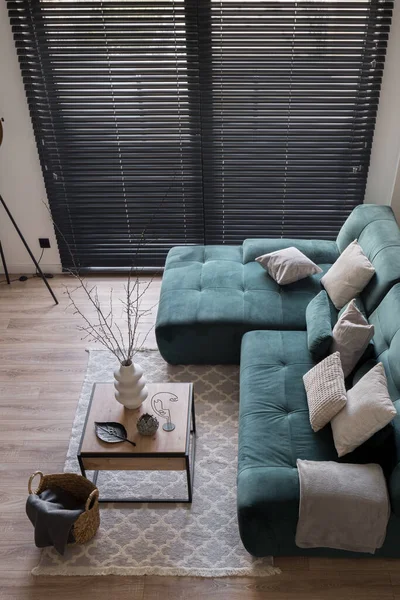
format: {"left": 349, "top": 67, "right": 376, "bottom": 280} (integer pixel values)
{"left": 389, "top": 464, "right": 400, "bottom": 517}
{"left": 336, "top": 204, "right": 396, "bottom": 253}
{"left": 237, "top": 466, "right": 299, "bottom": 557}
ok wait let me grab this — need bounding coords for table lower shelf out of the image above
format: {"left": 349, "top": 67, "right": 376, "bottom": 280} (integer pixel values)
{"left": 78, "top": 432, "right": 196, "bottom": 504}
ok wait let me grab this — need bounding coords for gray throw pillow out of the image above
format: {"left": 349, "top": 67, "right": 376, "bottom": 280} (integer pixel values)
{"left": 338, "top": 296, "right": 366, "bottom": 320}
{"left": 337, "top": 298, "right": 375, "bottom": 362}
{"left": 331, "top": 299, "right": 374, "bottom": 378}
{"left": 256, "top": 247, "right": 322, "bottom": 285}
{"left": 331, "top": 362, "right": 396, "bottom": 457}
{"left": 321, "top": 240, "right": 375, "bottom": 309}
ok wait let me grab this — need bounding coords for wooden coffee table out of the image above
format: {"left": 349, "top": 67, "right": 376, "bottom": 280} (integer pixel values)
{"left": 77, "top": 382, "right": 196, "bottom": 503}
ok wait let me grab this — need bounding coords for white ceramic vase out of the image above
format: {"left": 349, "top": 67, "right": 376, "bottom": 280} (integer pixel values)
{"left": 114, "top": 361, "right": 148, "bottom": 410}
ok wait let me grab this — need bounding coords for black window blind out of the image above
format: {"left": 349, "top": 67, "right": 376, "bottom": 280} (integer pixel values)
{"left": 198, "top": 0, "right": 393, "bottom": 243}
{"left": 8, "top": 0, "right": 204, "bottom": 268}
{"left": 8, "top": 0, "right": 393, "bottom": 268}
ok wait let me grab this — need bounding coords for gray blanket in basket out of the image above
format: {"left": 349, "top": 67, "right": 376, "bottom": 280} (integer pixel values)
{"left": 295, "top": 460, "right": 390, "bottom": 554}
{"left": 26, "top": 486, "right": 85, "bottom": 555}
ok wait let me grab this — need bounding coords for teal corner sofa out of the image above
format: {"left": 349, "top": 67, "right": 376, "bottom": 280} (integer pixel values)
{"left": 155, "top": 204, "right": 400, "bottom": 557}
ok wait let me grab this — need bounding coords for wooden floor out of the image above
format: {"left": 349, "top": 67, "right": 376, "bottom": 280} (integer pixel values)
{"left": 1, "top": 274, "right": 399, "bottom": 600}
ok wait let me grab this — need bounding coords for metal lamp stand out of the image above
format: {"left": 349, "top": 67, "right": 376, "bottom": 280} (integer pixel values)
{"left": 0, "top": 194, "right": 58, "bottom": 305}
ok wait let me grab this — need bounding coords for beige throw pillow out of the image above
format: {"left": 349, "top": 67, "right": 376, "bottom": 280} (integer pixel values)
{"left": 255, "top": 247, "right": 322, "bottom": 285}
{"left": 303, "top": 352, "right": 347, "bottom": 432}
{"left": 321, "top": 240, "right": 375, "bottom": 309}
{"left": 331, "top": 299, "right": 374, "bottom": 378}
{"left": 331, "top": 363, "right": 396, "bottom": 457}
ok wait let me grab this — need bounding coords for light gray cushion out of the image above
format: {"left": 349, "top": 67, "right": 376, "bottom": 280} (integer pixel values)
{"left": 321, "top": 240, "right": 375, "bottom": 309}
{"left": 331, "top": 299, "right": 374, "bottom": 378}
{"left": 331, "top": 362, "right": 397, "bottom": 457}
{"left": 255, "top": 247, "right": 322, "bottom": 285}
{"left": 303, "top": 351, "right": 347, "bottom": 432}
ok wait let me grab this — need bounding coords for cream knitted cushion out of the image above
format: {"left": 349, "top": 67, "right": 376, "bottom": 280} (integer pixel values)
{"left": 303, "top": 352, "right": 347, "bottom": 432}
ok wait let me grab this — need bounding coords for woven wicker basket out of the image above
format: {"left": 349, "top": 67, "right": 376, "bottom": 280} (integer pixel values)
{"left": 28, "top": 471, "right": 100, "bottom": 545}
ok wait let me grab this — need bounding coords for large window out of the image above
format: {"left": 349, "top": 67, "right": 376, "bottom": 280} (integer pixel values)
{"left": 8, "top": 0, "right": 393, "bottom": 268}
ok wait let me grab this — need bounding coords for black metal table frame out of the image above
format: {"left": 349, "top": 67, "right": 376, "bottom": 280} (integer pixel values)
{"left": 77, "top": 384, "right": 196, "bottom": 503}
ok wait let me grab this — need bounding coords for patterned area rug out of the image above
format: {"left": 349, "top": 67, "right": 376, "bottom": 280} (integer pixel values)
{"left": 33, "top": 349, "right": 278, "bottom": 577}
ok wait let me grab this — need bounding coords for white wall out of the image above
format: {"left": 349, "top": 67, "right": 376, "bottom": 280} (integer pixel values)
{"left": 0, "top": 2, "right": 61, "bottom": 275}
{"left": 364, "top": 0, "right": 400, "bottom": 222}
{"left": 391, "top": 161, "right": 400, "bottom": 217}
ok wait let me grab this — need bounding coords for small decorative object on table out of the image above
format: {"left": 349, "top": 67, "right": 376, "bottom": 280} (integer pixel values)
{"left": 114, "top": 360, "right": 148, "bottom": 410}
{"left": 95, "top": 421, "right": 136, "bottom": 446}
{"left": 151, "top": 391, "right": 179, "bottom": 432}
{"left": 137, "top": 413, "right": 159, "bottom": 436}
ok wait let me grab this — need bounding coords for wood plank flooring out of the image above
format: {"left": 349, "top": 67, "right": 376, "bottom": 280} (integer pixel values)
{"left": 0, "top": 274, "right": 398, "bottom": 600}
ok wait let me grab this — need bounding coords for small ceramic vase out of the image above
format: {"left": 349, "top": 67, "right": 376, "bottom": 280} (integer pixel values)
{"left": 114, "top": 360, "right": 148, "bottom": 410}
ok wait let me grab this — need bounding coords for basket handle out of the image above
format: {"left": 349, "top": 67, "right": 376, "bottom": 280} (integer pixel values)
{"left": 28, "top": 471, "right": 44, "bottom": 495}
{"left": 85, "top": 488, "right": 99, "bottom": 512}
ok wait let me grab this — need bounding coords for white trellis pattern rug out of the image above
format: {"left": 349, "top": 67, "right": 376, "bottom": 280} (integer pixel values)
{"left": 32, "top": 349, "right": 278, "bottom": 577}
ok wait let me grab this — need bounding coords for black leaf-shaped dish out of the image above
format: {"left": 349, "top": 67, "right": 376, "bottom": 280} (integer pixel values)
{"left": 94, "top": 421, "right": 136, "bottom": 447}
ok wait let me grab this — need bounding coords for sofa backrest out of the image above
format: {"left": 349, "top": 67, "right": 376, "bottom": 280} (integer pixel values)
{"left": 369, "top": 283, "right": 400, "bottom": 516}
{"left": 336, "top": 204, "right": 400, "bottom": 315}
{"left": 369, "top": 284, "right": 400, "bottom": 402}
{"left": 241, "top": 238, "right": 339, "bottom": 265}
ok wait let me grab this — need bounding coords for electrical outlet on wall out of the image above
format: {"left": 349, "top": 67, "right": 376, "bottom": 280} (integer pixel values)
{"left": 39, "top": 238, "right": 51, "bottom": 249}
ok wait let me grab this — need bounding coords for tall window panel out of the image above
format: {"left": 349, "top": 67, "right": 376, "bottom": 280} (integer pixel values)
{"left": 8, "top": 0, "right": 204, "bottom": 268}
{"left": 198, "top": 0, "right": 393, "bottom": 243}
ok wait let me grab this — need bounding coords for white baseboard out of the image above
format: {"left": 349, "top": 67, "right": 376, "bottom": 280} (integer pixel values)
{"left": 0, "top": 262, "right": 62, "bottom": 276}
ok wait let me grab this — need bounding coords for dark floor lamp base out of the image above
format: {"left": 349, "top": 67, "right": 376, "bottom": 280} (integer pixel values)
{"left": 0, "top": 240, "right": 10, "bottom": 285}
{"left": 0, "top": 194, "right": 58, "bottom": 305}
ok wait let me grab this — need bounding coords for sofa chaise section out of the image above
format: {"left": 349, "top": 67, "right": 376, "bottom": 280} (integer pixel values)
{"left": 156, "top": 242, "right": 338, "bottom": 364}
{"left": 237, "top": 285, "right": 400, "bottom": 558}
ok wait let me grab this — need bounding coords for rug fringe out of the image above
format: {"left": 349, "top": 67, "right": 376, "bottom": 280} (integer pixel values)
{"left": 32, "top": 564, "right": 281, "bottom": 577}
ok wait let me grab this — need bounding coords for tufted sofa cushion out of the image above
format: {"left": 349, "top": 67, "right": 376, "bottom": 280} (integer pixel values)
{"left": 239, "top": 331, "right": 333, "bottom": 472}
{"left": 156, "top": 242, "right": 338, "bottom": 364}
{"left": 237, "top": 327, "right": 400, "bottom": 557}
